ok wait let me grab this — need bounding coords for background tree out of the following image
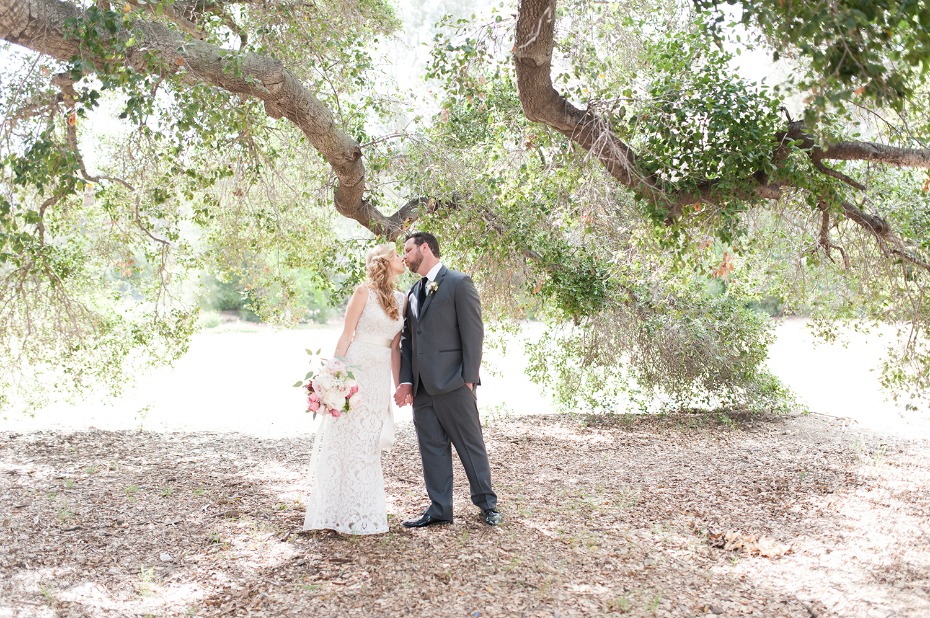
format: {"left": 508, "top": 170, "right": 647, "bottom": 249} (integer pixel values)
{"left": 1, "top": 0, "right": 929, "bottom": 414}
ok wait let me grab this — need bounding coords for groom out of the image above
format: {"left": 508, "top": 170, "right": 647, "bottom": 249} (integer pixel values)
{"left": 393, "top": 232, "right": 501, "bottom": 527}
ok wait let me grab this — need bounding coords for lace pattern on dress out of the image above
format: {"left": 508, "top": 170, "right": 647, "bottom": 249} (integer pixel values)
{"left": 302, "top": 288, "right": 403, "bottom": 534}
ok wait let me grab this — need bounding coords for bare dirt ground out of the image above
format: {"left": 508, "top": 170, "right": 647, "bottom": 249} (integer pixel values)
{"left": 2, "top": 412, "right": 929, "bottom": 617}
{"left": 2, "top": 320, "right": 930, "bottom": 617}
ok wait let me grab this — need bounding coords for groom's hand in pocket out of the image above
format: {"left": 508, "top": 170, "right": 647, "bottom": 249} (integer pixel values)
{"left": 394, "top": 383, "right": 413, "bottom": 407}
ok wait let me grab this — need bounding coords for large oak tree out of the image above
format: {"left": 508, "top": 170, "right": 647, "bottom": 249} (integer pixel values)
{"left": 2, "top": 0, "right": 929, "bottom": 412}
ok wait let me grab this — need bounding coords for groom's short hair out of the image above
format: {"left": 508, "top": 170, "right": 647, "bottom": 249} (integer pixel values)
{"left": 406, "top": 231, "right": 441, "bottom": 258}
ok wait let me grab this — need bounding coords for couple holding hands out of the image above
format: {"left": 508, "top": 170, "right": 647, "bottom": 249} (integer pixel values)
{"left": 302, "top": 232, "right": 501, "bottom": 535}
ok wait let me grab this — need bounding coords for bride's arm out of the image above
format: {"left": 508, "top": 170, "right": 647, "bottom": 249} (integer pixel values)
{"left": 333, "top": 285, "right": 368, "bottom": 358}
{"left": 391, "top": 296, "right": 406, "bottom": 387}
{"left": 391, "top": 331, "right": 402, "bottom": 388}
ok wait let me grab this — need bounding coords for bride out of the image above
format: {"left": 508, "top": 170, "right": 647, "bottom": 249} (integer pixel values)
{"left": 302, "top": 244, "right": 407, "bottom": 534}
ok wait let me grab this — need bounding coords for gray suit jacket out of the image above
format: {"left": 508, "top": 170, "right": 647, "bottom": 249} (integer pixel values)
{"left": 399, "top": 266, "right": 483, "bottom": 396}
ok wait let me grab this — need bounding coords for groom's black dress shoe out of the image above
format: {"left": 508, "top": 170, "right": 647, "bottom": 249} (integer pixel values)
{"left": 482, "top": 509, "right": 502, "bottom": 526}
{"left": 402, "top": 514, "right": 451, "bottom": 528}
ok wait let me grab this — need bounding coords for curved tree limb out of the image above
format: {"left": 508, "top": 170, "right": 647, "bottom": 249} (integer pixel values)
{"left": 812, "top": 158, "right": 868, "bottom": 191}
{"left": 5, "top": 0, "right": 928, "bottom": 247}
{"left": 781, "top": 122, "right": 928, "bottom": 192}
{"left": 0, "top": 0, "right": 414, "bottom": 240}
{"left": 840, "top": 200, "right": 891, "bottom": 238}
{"left": 513, "top": 0, "right": 788, "bottom": 214}
{"left": 513, "top": 0, "right": 930, "bottom": 245}
{"left": 513, "top": 0, "right": 661, "bottom": 202}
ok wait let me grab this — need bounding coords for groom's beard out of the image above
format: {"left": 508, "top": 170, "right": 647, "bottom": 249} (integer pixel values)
{"left": 406, "top": 256, "right": 421, "bottom": 273}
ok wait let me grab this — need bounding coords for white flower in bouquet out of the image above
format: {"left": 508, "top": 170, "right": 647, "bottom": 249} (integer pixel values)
{"left": 315, "top": 372, "right": 335, "bottom": 392}
{"left": 328, "top": 358, "right": 347, "bottom": 374}
{"left": 322, "top": 390, "right": 344, "bottom": 410}
{"left": 296, "top": 352, "right": 359, "bottom": 418}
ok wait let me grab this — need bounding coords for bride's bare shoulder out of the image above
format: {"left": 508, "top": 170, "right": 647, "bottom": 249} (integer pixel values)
{"left": 347, "top": 284, "right": 370, "bottom": 308}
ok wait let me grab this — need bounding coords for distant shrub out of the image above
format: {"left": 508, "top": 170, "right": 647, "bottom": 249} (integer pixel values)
{"left": 198, "top": 275, "right": 260, "bottom": 322}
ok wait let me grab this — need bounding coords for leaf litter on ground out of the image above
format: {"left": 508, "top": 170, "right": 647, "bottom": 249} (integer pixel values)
{"left": 1, "top": 412, "right": 928, "bottom": 617}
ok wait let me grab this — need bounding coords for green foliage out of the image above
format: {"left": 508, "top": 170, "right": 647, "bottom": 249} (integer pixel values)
{"left": 696, "top": 0, "right": 930, "bottom": 119}
{"left": 4, "top": 0, "right": 930, "bottom": 416}
{"left": 408, "top": 15, "right": 800, "bottom": 414}
{"left": 631, "top": 29, "right": 783, "bottom": 226}
{"left": 533, "top": 243, "right": 613, "bottom": 321}
{"left": 0, "top": 0, "right": 397, "bottom": 411}
{"left": 553, "top": 0, "right": 676, "bottom": 106}
{"left": 526, "top": 272, "right": 795, "bottom": 415}
{"left": 426, "top": 12, "right": 524, "bottom": 147}
{"left": 870, "top": 168, "right": 930, "bottom": 255}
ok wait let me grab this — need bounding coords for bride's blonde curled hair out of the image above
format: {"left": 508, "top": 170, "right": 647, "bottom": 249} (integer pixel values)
{"left": 365, "top": 243, "right": 400, "bottom": 321}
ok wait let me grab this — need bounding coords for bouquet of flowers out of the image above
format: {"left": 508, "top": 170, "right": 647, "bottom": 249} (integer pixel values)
{"left": 294, "top": 353, "right": 359, "bottom": 419}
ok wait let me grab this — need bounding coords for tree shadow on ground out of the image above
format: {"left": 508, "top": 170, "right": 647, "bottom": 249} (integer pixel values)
{"left": 1, "top": 412, "right": 927, "bottom": 616}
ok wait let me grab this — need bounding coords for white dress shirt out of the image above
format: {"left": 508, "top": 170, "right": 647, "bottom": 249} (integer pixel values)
{"left": 411, "top": 262, "right": 443, "bottom": 318}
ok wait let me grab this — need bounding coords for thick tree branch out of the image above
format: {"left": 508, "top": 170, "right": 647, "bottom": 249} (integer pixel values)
{"left": 513, "top": 0, "right": 785, "bottom": 216}
{"left": 840, "top": 200, "right": 891, "bottom": 237}
{"left": 513, "top": 0, "right": 930, "bottom": 264}
{"left": 819, "top": 141, "right": 930, "bottom": 169}
{"left": 513, "top": 0, "right": 659, "bottom": 201}
{"left": 783, "top": 121, "right": 930, "bottom": 178}
{"left": 388, "top": 196, "right": 443, "bottom": 228}
{"left": 509, "top": 0, "right": 930, "bottom": 296}
{"left": 513, "top": 0, "right": 926, "bottom": 211}
{"left": 0, "top": 0, "right": 414, "bottom": 239}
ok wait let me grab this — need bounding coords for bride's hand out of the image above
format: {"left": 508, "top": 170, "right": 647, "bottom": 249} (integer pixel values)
{"left": 393, "top": 384, "right": 412, "bottom": 407}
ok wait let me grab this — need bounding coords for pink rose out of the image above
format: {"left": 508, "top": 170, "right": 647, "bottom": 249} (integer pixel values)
{"left": 347, "top": 385, "right": 359, "bottom": 398}
{"left": 307, "top": 400, "right": 320, "bottom": 412}
{"left": 330, "top": 408, "right": 341, "bottom": 418}
{"left": 308, "top": 391, "right": 320, "bottom": 402}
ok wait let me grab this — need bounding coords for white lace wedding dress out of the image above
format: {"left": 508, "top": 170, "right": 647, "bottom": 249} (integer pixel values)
{"left": 302, "top": 288, "right": 404, "bottom": 534}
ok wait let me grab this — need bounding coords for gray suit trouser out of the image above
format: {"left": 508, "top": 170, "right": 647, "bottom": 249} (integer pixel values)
{"left": 412, "top": 385, "right": 497, "bottom": 520}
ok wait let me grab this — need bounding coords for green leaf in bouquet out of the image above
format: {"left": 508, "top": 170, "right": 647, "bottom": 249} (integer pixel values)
{"left": 305, "top": 371, "right": 314, "bottom": 379}
{"left": 293, "top": 380, "right": 304, "bottom": 387}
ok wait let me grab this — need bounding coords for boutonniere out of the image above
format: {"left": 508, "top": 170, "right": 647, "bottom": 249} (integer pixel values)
{"left": 426, "top": 281, "right": 440, "bottom": 296}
